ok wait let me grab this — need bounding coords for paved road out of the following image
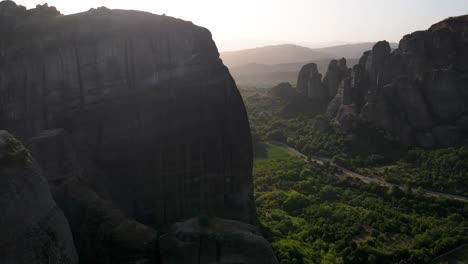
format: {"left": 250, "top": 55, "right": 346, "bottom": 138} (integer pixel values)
{"left": 432, "top": 243, "right": 468, "bottom": 263}
{"left": 268, "top": 141, "right": 468, "bottom": 202}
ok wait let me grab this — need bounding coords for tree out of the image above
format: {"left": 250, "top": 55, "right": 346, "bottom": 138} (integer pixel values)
{"left": 322, "top": 246, "right": 344, "bottom": 264}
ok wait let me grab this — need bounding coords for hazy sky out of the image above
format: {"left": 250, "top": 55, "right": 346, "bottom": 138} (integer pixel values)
{"left": 12, "top": 0, "right": 468, "bottom": 51}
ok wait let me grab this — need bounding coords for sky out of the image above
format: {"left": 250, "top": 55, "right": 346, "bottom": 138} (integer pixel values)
{"left": 12, "top": 0, "right": 468, "bottom": 51}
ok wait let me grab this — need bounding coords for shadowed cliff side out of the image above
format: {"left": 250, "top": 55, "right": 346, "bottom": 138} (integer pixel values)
{"left": 0, "top": 1, "right": 254, "bottom": 227}
{"left": 0, "top": 129, "right": 277, "bottom": 263}
{"left": 0, "top": 131, "right": 78, "bottom": 264}
{"left": 0, "top": 1, "right": 278, "bottom": 263}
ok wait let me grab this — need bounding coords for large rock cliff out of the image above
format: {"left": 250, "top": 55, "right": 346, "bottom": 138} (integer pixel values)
{"left": 0, "top": 1, "right": 254, "bottom": 225}
{"left": 0, "top": 1, "right": 276, "bottom": 263}
{"left": 297, "top": 15, "right": 468, "bottom": 148}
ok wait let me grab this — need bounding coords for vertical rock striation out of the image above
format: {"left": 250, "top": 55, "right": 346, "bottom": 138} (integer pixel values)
{"left": 0, "top": 2, "right": 278, "bottom": 262}
{"left": 0, "top": 1, "right": 254, "bottom": 227}
{"left": 296, "top": 63, "right": 325, "bottom": 101}
{"left": 295, "top": 58, "right": 350, "bottom": 112}
{"left": 323, "top": 58, "right": 349, "bottom": 101}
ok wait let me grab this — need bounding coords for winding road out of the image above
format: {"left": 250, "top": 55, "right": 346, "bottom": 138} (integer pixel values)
{"left": 268, "top": 141, "right": 468, "bottom": 202}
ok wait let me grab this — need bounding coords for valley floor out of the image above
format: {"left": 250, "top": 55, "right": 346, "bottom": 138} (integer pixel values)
{"left": 269, "top": 141, "right": 468, "bottom": 202}
{"left": 254, "top": 142, "right": 468, "bottom": 264}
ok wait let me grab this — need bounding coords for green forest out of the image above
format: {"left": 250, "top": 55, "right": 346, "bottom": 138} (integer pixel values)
{"left": 254, "top": 143, "right": 468, "bottom": 264}
{"left": 242, "top": 87, "right": 468, "bottom": 264}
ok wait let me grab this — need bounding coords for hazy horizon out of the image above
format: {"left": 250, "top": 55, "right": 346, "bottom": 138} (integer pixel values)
{"left": 11, "top": 0, "right": 468, "bottom": 51}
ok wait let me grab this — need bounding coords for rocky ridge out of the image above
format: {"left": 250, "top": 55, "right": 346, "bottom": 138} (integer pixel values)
{"left": 296, "top": 15, "right": 468, "bottom": 147}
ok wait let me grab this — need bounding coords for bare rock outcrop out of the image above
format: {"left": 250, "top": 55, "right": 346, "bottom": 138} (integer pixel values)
{"left": 159, "top": 217, "right": 278, "bottom": 264}
{"left": 323, "top": 58, "right": 349, "bottom": 101}
{"left": 296, "top": 63, "right": 326, "bottom": 102}
{"left": 312, "top": 15, "right": 468, "bottom": 148}
{"left": 26, "top": 129, "right": 277, "bottom": 263}
{"left": 0, "top": 1, "right": 254, "bottom": 227}
{"left": 28, "top": 129, "right": 159, "bottom": 263}
{"left": 0, "top": 1, "right": 275, "bottom": 263}
{"left": 0, "top": 131, "right": 78, "bottom": 264}
{"left": 294, "top": 59, "right": 349, "bottom": 115}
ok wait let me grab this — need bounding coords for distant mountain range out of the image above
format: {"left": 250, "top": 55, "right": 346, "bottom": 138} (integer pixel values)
{"left": 221, "top": 42, "right": 398, "bottom": 87}
{"left": 221, "top": 44, "right": 326, "bottom": 67}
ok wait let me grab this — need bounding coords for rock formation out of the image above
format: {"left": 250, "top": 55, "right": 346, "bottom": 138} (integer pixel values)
{"left": 323, "top": 58, "right": 349, "bottom": 101}
{"left": 296, "top": 63, "right": 325, "bottom": 101}
{"left": 0, "top": 1, "right": 276, "bottom": 263}
{"left": 299, "top": 15, "right": 468, "bottom": 148}
{"left": 0, "top": 0, "right": 254, "bottom": 225}
{"left": 268, "top": 81, "right": 326, "bottom": 118}
{"left": 25, "top": 129, "right": 278, "bottom": 263}
{"left": 0, "top": 131, "right": 78, "bottom": 264}
{"left": 296, "top": 59, "right": 350, "bottom": 111}
{"left": 160, "top": 217, "right": 277, "bottom": 264}
{"left": 27, "top": 129, "right": 159, "bottom": 263}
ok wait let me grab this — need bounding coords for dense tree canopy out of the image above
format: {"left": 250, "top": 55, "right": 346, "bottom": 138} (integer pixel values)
{"left": 254, "top": 144, "right": 468, "bottom": 264}
{"left": 241, "top": 86, "right": 468, "bottom": 263}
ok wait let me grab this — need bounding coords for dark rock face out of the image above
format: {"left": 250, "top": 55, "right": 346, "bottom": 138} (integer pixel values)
{"left": 0, "top": 131, "right": 78, "bottom": 264}
{"left": 323, "top": 58, "right": 349, "bottom": 101}
{"left": 295, "top": 59, "right": 350, "bottom": 113}
{"left": 7, "top": 128, "right": 278, "bottom": 264}
{"left": 26, "top": 129, "right": 278, "bottom": 263}
{"left": 296, "top": 63, "right": 325, "bottom": 101}
{"left": 0, "top": 2, "right": 254, "bottom": 227}
{"left": 53, "top": 176, "right": 159, "bottom": 264}
{"left": 159, "top": 217, "right": 278, "bottom": 264}
{"left": 317, "top": 15, "right": 468, "bottom": 147}
{"left": 28, "top": 129, "right": 159, "bottom": 263}
{"left": 0, "top": 2, "right": 276, "bottom": 263}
